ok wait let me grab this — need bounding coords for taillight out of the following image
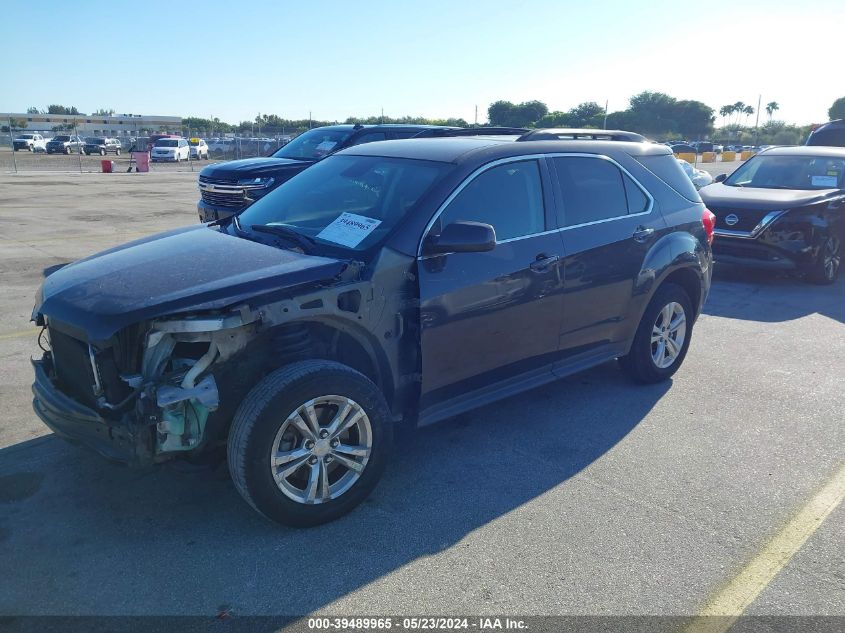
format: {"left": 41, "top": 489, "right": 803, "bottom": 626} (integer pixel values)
{"left": 702, "top": 208, "right": 716, "bottom": 245}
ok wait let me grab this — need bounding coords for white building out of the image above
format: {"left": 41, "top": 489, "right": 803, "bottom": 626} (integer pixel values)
{"left": 1, "top": 112, "right": 182, "bottom": 137}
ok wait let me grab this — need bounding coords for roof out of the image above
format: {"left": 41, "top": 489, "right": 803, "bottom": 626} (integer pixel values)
{"left": 760, "top": 145, "right": 845, "bottom": 157}
{"left": 312, "top": 124, "right": 458, "bottom": 132}
{"left": 337, "top": 137, "right": 672, "bottom": 164}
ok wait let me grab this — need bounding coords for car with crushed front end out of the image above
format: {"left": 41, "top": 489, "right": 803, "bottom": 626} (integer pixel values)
{"left": 701, "top": 146, "right": 844, "bottom": 283}
{"left": 31, "top": 136, "right": 713, "bottom": 526}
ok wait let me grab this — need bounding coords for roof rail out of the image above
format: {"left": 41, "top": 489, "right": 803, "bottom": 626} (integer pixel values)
{"left": 411, "top": 127, "right": 529, "bottom": 138}
{"left": 517, "top": 128, "right": 647, "bottom": 143}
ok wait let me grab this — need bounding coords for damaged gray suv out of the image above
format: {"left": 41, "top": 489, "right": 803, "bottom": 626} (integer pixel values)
{"left": 31, "top": 136, "right": 713, "bottom": 526}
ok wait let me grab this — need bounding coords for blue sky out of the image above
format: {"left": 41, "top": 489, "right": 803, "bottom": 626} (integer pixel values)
{"left": 1, "top": 0, "right": 842, "bottom": 125}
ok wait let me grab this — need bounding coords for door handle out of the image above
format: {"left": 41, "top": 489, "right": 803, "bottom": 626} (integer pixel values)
{"left": 529, "top": 253, "right": 560, "bottom": 272}
{"left": 632, "top": 226, "right": 655, "bottom": 243}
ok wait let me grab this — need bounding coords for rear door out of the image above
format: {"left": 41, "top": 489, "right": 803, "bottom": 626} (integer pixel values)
{"left": 549, "top": 154, "right": 665, "bottom": 355}
{"left": 417, "top": 158, "right": 566, "bottom": 410}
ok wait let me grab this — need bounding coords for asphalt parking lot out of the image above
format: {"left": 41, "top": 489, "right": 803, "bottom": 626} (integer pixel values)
{"left": 0, "top": 169, "right": 842, "bottom": 625}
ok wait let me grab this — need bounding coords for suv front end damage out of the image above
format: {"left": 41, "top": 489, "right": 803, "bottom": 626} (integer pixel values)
{"left": 32, "top": 307, "right": 260, "bottom": 465}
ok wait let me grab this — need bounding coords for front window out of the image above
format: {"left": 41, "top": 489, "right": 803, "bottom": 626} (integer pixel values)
{"left": 54, "top": 136, "right": 71, "bottom": 142}
{"left": 155, "top": 139, "right": 179, "bottom": 147}
{"left": 271, "top": 128, "right": 354, "bottom": 161}
{"left": 724, "top": 155, "right": 845, "bottom": 190}
{"left": 238, "top": 155, "right": 450, "bottom": 251}
{"left": 86, "top": 137, "right": 104, "bottom": 144}
{"left": 18, "top": 134, "right": 35, "bottom": 140}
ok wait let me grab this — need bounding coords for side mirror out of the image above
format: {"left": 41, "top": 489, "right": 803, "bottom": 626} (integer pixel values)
{"left": 424, "top": 221, "right": 496, "bottom": 255}
{"left": 714, "top": 173, "right": 728, "bottom": 183}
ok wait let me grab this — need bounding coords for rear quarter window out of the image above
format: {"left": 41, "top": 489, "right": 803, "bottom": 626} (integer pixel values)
{"left": 634, "top": 154, "right": 701, "bottom": 202}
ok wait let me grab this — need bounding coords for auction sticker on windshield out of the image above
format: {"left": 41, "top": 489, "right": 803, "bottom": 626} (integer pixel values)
{"left": 811, "top": 175, "right": 838, "bottom": 187}
{"left": 317, "top": 212, "right": 382, "bottom": 248}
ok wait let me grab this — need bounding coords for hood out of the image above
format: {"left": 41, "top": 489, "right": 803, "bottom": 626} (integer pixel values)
{"left": 700, "top": 183, "right": 842, "bottom": 210}
{"left": 35, "top": 226, "right": 348, "bottom": 341}
{"left": 199, "top": 157, "right": 313, "bottom": 180}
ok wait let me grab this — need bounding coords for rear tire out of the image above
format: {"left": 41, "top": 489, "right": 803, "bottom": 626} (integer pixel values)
{"left": 619, "top": 282, "right": 694, "bottom": 384}
{"left": 806, "top": 235, "right": 841, "bottom": 285}
{"left": 228, "top": 360, "right": 392, "bottom": 527}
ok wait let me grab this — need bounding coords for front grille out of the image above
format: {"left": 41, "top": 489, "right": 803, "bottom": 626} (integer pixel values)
{"left": 48, "top": 324, "right": 139, "bottom": 409}
{"left": 49, "top": 327, "right": 98, "bottom": 408}
{"left": 711, "top": 207, "right": 772, "bottom": 232}
{"left": 198, "top": 175, "right": 249, "bottom": 208}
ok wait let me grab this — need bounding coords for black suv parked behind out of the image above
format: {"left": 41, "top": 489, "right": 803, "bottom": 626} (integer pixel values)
{"left": 32, "top": 135, "right": 713, "bottom": 526}
{"left": 196, "top": 124, "right": 526, "bottom": 222}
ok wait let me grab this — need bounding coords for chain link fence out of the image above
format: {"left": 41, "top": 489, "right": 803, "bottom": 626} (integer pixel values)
{"left": 1, "top": 118, "right": 296, "bottom": 173}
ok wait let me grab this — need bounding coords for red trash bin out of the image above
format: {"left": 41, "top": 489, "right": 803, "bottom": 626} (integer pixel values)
{"left": 101, "top": 159, "right": 113, "bottom": 173}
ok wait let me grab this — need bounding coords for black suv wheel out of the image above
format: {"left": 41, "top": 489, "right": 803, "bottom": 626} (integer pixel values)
{"left": 228, "top": 360, "right": 392, "bottom": 526}
{"left": 806, "top": 234, "right": 841, "bottom": 285}
{"left": 619, "top": 283, "right": 694, "bottom": 383}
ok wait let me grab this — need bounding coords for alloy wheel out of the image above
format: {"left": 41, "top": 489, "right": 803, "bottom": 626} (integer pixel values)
{"left": 270, "top": 395, "right": 373, "bottom": 504}
{"left": 651, "top": 302, "right": 687, "bottom": 369}
{"left": 822, "top": 236, "right": 841, "bottom": 281}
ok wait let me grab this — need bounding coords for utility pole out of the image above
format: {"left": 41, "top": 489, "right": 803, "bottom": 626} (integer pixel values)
{"left": 603, "top": 100, "right": 609, "bottom": 130}
{"left": 309, "top": 111, "right": 312, "bottom": 129}
{"left": 754, "top": 94, "right": 761, "bottom": 146}
{"left": 474, "top": 105, "right": 478, "bottom": 126}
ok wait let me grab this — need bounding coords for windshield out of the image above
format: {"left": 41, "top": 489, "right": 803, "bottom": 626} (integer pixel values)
{"left": 189, "top": 139, "right": 201, "bottom": 146}
{"left": 86, "top": 137, "right": 104, "bottom": 144}
{"left": 271, "top": 128, "right": 353, "bottom": 161}
{"left": 53, "top": 136, "right": 71, "bottom": 142}
{"left": 156, "top": 139, "right": 179, "bottom": 147}
{"left": 724, "top": 155, "right": 845, "bottom": 190}
{"left": 17, "top": 134, "right": 35, "bottom": 139}
{"left": 238, "top": 155, "right": 450, "bottom": 251}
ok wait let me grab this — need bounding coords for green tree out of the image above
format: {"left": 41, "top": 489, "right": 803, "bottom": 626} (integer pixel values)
{"left": 47, "top": 105, "right": 81, "bottom": 115}
{"left": 567, "top": 101, "right": 605, "bottom": 127}
{"left": 26, "top": 106, "right": 40, "bottom": 114}
{"left": 675, "top": 100, "right": 715, "bottom": 138}
{"left": 93, "top": 108, "right": 115, "bottom": 116}
{"left": 829, "top": 97, "right": 845, "bottom": 120}
{"left": 765, "top": 101, "right": 779, "bottom": 120}
{"left": 719, "top": 105, "right": 735, "bottom": 127}
{"left": 627, "top": 91, "right": 678, "bottom": 135}
{"left": 487, "top": 100, "right": 548, "bottom": 127}
{"left": 732, "top": 102, "right": 746, "bottom": 126}
{"left": 742, "top": 105, "right": 755, "bottom": 125}
{"left": 9, "top": 117, "right": 27, "bottom": 129}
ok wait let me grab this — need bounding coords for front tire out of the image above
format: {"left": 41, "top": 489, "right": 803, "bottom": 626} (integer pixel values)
{"left": 619, "top": 282, "right": 694, "bottom": 383}
{"left": 806, "top": 235, "right": 841, "bottom": 285}
{"left": 228, "top": 360, "right": 392, "bottom": 527}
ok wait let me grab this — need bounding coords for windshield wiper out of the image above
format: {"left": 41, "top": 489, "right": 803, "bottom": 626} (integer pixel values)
{"left": 250, "top": 223, "right": 317, "bottom": 251}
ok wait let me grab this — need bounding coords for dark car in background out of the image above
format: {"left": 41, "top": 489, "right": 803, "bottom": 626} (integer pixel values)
{"left": 196, "top": 124, "right": 526, "bottom": 222}
{"left": 806, "top": 119, "right": 845, "bottom": 147}
{"left": 83, "top": 137, "right": 122, "bottom": 156}
{"left": 701, "top": 146, "right": 845, "bottom": 283}
{"left": 46, "top": 135, "right": 84, "bottom": 154}
{"left": 31, "top": 136, "right": 712, "bottom": 526}
{"left": 670, "top": 143, "right": 697, "bottom": 154}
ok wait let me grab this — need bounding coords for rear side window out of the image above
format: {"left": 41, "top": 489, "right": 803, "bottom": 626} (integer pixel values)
{"left": 635, "top": 154, "right": 700, "bottom": 201}
{"left": 552, "top": 156, "right": 634, "bottom": 227}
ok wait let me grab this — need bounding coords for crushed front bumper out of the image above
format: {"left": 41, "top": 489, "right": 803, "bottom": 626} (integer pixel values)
{"left": 31, "top": 358, "right": 153, "bottom": 465}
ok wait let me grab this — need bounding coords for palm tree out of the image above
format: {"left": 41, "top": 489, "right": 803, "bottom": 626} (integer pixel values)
{"left": 733, "top": 102, "right": 746, "bottom": 126}
{"left": 765, "top": 101, "right": 779, "bottom": 121}
{"left": 719, "top": 105, "right": 734, "bottom": 127}
{"left": 743, "top": 105, "right": 754, "bottom": 126}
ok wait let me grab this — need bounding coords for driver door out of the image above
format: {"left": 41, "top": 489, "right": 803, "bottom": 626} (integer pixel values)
{"left": 417, "top": 158, "right": 566, "bottom": 417}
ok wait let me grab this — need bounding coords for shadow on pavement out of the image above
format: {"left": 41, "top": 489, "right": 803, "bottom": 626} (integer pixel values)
{"left": 0, "top": 362, "right": 668, "bottom": 616}
{"left": 704, "top": 263, "right": 845, "bottom": 324}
